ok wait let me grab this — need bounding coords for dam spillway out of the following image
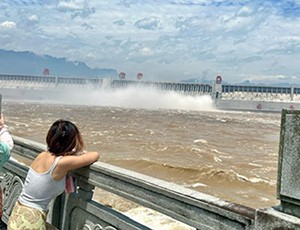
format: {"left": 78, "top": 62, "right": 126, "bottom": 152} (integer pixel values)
{"left": 0, "top": 74, "right": 212, "bottom": 94}
{"left": 1, "top": 73, "right": 300, "bottom": 111}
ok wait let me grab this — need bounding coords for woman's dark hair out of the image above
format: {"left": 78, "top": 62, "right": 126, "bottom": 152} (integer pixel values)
{"left": 46, "top": 119, "right": 84, "bottom": 156}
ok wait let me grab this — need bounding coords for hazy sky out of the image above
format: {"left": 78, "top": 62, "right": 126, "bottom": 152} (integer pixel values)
{"left": 0, "top": 0, "right": 299, "bottom": 83}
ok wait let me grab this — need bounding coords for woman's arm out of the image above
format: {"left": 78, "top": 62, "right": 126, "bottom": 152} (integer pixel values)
{"left": 0, "top": 114, "right": 14, "bottom": 150}
{"left": 0, "top": 129, "right": 14, "bottom": 150}
{"left": 58, "top": 151, "right": 99, "bottom": 173}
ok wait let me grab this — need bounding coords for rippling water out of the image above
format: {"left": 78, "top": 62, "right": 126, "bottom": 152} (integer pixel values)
{"left": 1, "top": 86, "right": 282, "bottom": 228}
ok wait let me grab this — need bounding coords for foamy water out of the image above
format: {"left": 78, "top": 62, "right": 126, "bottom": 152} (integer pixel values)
{"left": 2, "top": 86, "right": 215, "bottom": 111}
{"left": 88, "top": 86, "right": 215, "bottom": 111}
{"left": 1, "top": 86, "right": 282, "bottom": 229}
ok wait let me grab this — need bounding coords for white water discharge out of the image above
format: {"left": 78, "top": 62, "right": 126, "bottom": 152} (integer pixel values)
{"left": 55, "top": 85, "right": 216, "bottom": 111}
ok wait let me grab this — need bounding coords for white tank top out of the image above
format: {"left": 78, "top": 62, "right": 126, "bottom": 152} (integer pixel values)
{"left": 18, "top": 156, "right": 66, "bottom": 211}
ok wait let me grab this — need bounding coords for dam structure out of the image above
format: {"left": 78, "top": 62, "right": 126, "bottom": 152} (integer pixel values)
{"left": 0, "top": 73, "right": 212, "bottom": 94}
{"left": 0, "top": 73, "right": 300, "bottom": 111}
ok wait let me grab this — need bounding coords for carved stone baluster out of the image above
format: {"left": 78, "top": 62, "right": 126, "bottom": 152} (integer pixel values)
{"left": 1, "top": 172, "right": 23, "bottom": 223}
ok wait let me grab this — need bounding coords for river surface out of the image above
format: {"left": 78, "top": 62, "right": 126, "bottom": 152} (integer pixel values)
{"left": 1, "top": 86, "right": 282, "bottom": 229}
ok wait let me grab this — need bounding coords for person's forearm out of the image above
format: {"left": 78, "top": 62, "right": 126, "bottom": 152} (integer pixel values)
{"left": 0, "top": 126, "right": 14, "bottom": 150}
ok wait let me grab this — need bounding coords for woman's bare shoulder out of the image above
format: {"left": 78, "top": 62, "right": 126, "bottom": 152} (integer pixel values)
{"left": 31, "top": 151, "right": 56, "bottom": 172}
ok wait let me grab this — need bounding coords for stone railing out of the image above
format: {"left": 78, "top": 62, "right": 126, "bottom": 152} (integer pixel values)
{"left": 2, "top": 109, "right": 300, "bottom": 229}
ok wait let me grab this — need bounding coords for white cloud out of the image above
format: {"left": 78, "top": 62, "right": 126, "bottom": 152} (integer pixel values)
{"left": 0, "top": 21, "right": 16, "bottom": 29}
{"left": 141, "top": 47, "right": 154, "bottom": 56}
{"left": 0, "top": 0, "right": 300, "bottom": 83}
{"left": 134, "top": 17, "right": 162, "bottom": 30}
{"left": 28, "top": 15, "right": 39, "bottom": 22}
{"left": 57, "top": 0, "right": 86, "bottom": 10}
{"left": 237, "top": 6, "right": 254, "bottom": 17}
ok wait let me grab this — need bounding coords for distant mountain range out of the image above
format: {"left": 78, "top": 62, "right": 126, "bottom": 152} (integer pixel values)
{"left": 1, "top": 49, "right": 298, "bottom": 86}
{"left": 0, "top": 49, "right": 117, "bottom": 78}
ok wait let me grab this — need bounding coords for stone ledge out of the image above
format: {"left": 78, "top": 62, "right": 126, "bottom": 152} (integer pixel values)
{"left": 255, "top": 207, "right": 300, "bottom": 230}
